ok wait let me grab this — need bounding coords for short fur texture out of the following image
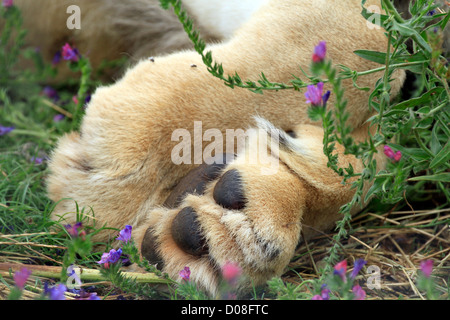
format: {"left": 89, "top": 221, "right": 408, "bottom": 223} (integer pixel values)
{"left": 33, "top": 0, "right": 405, "bottom": 295}
{"left": 13, "top": 0, "right": 265, "bottom": 81}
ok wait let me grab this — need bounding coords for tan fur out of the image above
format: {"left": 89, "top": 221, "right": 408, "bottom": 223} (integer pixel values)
{"left": 13, "top": 0, "right": 222, "bottom": 81}
{"left": 45, "top": 0, "right": 405, "bottom": 295}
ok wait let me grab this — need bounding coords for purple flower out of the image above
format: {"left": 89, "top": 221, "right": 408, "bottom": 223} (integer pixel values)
{"left": 350, "top": 259, "right": 367, "bottom": 279}
{"left": 42, "top": 86, "right": 60, "bottom": 102}
{"left": 420, "top": 260, "right": 433, "bottom": 278}
{"left": 48, "top": 284, "right": 67, "bottom": 300}
{"left": 31, "top": 157, "right": 43, "bottom": 165}
{"left": 384, "top": 145, "right": 402, "bottom": 162}
{"left": 75, "top": 290, "right": 101, "bottom": 300}
{"left": 305, "top": 82, "right": 331, "bottom": 108}
{"left": 312, "top": 41, "right": 327, "bottom": 63}
{"left": 312, "top": 284, "right": 331, "bottom": 300}
{"left": 352, "top": 285, "right": 366, "bottom": 300}
{"left": 97, "top": 248, "right": 123, "bottom": 266}
{"left": 116, "top": 225, "right": 132, "bottom": 243}
{"left": 52, "top": 51, "right": 62, "bottom": 65}
{"left": 62, "top": 43, "right": 80, "bottom": 62}
{"left": 333, "top": 260, "right": 348, "bottom": 282}
{"left": 0, "top": 125, "right": 15, "bottom": 136}
{"left": 53, "top": 114, "right": 65, "bottom": 122}
{"left": 179, "top": 266, "right": 191, "bottom": 281}
{"left": 13, "top": 268, "right": 31, "bottom": 289}
{"left": 64, "top": 222, "right": 83, "bottom": 237}
{"left": 2, "top": 0, "right": 13, "bottom": 8}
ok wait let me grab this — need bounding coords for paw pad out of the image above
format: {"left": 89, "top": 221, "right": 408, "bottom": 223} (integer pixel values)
{"left": 213, "top": 169, "right": 247, "bottom": 210}
{"left": 171, "top": 207, "right": 208, "bottom": 256}
{"left": 141, "top": 228, "right": 164, "bottom": 268}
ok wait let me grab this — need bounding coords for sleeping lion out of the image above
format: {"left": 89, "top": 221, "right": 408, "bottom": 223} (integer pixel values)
{"left": 13, "top": 0, "right": 406, "bottom": 295}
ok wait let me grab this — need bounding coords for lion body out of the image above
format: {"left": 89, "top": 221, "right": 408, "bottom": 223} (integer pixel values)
{"left": 13, "top": 0, "right": 405, "bottom": 294}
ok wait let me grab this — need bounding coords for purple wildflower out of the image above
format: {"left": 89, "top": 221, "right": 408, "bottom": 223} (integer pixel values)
{"left": 0, "top": 125, "right": 15, "bottom": 136}
{"left": 48, "top": 284, "right": 67, "bottom": 300}
{"left": 13, "top": 268, "right": 32, "bottom": 289}
{"left": 179, "top": 266, "right": 191, "bottom": 281}
{"left": 383, "top": 145, "right": 402, "bottom": 162}
{"left": 352, "top": 285, "right": 366, "bottom": 300}
{"left": 53, "top": 114, "right": 65, "bottom": 122}
{"left": 75, "top": 290, "right": 101, "bottom": 300}
{"left": 64, "top": 222, "right": 83, "bottom": 238}
{"left": 31, "top": 156, "right": 44, "bottom": 165}
{"left": 2, "top": 0, "right": 13, "bottom": 8}
{"left": 97, "top": 248, "right": 123, "bottom": 266}
{"left": 312, "top": 284, "right": 331, "bottom": 300}
{"left": 116, "top": 225, "right": 132, "bottom": 243}
{"left": 312, "top": 41, "right": 327, "bottom": 63}
{"left": 42, "top": 86, "right": 60, "bottom": 102}
{"left": 333, "top": 260, "right": 348, "bottom": 282}
{"left": 420, "top": 260, "right": 433, "bottom": 278}
{"left": 305, "top": 82, "right": 331, "bottom": 108}
{"left": 62, "top": 43, "right": 80, "bottom": 62}
{"left": 52, "top": 51, "right": 62, "bottom": 65}
{"left": 350, "top": 259, "right": 367, "bottom": 279}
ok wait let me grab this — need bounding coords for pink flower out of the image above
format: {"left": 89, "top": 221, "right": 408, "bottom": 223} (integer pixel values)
{"left": 383, "top": 145, "right": 402, "bottom": 162}
{"left": 61, "top": 43, "right": 80, "bottom": 62}
{"left": 312, "top": 41, "right": 327, "bottom": 63}
{"left": 333, "top": 260, "right": 348, "bottom": 282}
{"left": 221, "top": 262, "right": 242, "bottom": 284}
{"left": 2, "top": 0, "right": 13, "bottom": 8}
{"left": 312, "top": 285, "right": 330, "bottom": 300}
{"left": 352, "top": 285, "right": 366, "bottom": 300}
{"left": 179, "top": 266, "right": 191, "bottom": 281}
{"left": 420, "top": 260, "right": 433, "bottom": 278}
{"left": 13, "top": 268, "right": 31, "bottom": 290}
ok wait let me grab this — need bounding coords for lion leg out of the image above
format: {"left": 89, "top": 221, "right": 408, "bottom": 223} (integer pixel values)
{"left": 134, "top": 119, "right": 385, "bottom": 295}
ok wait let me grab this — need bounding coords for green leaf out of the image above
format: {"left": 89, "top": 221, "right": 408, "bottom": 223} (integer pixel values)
{"left": 429, "top": 141, "right": 450, "bottom": 169}
{"left": 388, "top": 87, "right": 444, "bottom": 112}
{"left": 389, "top": 143, "right": 429, "bottom": 161}
{"left": 430, "top": 125, "right": 442, "bottom": 156}
{"left": 389, "top": 20, "right": 432, "bottom": 55}
{"left": 408, "top": 173, "right": 450, "bottom": 183}
{"left": 354, "top": 50, "right": 386, "bottom": 64}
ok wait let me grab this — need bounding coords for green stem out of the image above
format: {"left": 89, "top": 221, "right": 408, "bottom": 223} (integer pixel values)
{"left": 377, "top": 31, "right": 393, "bottom": 134}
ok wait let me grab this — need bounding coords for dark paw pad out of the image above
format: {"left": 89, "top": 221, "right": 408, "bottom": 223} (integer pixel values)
{"left": 213, "top": 169, "right": 247, "bottom": 210}
{"left": 171, "top": 207, "right": 208, "bottom": 256}
{"left": 141, "top": 228, "right": 164, "bottom": 269}
{"left": 164, "top": 154, "right": 233, "bottom": 208}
